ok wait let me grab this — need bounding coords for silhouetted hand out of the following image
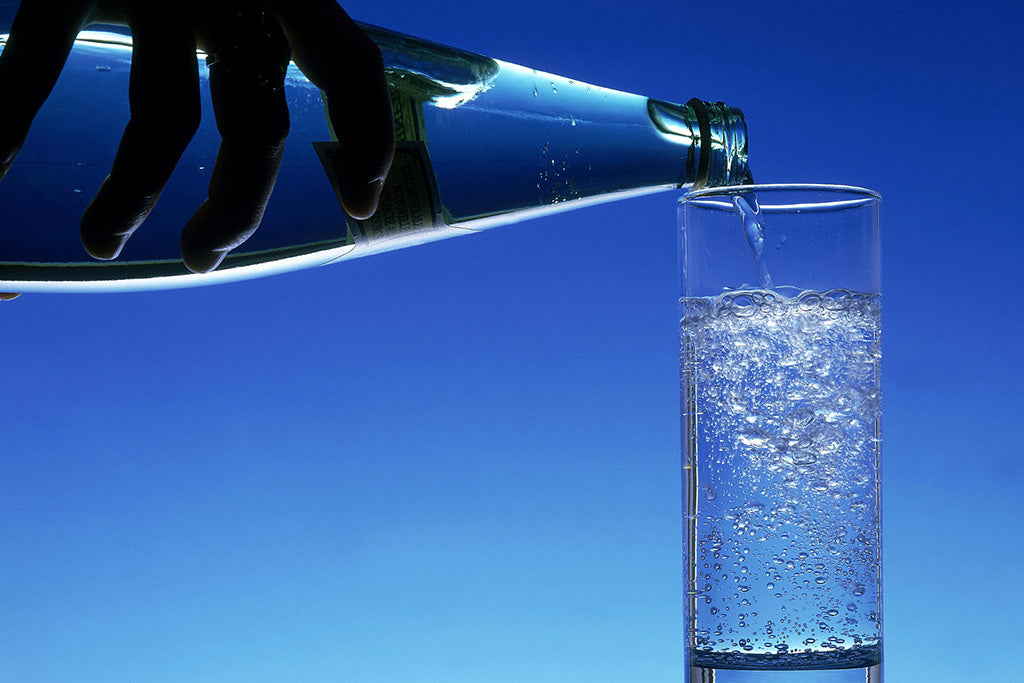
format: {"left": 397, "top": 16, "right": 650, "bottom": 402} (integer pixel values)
{"left": 0, "top": 0, "right": 395, "bottom": 274}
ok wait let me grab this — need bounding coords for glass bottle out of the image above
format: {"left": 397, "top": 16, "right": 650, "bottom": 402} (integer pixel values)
{"left": 0, "top": 23, "right": 748, "bottom": 292}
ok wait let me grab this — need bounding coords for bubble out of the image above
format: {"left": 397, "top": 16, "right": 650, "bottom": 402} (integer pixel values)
{"left": 823, "top": 289, "right": 853, "bottom": 311}
{"left": 786, "top": 406, "right": 816, "bottom": 430}
{"left": 791, "top": 451, "right": 818, "bottom": 466}
{"left": 852, "top": 584, "right": 866, "bottom": 597}
{"left": 796, "top": 291, "right": 822, "bottom": 311}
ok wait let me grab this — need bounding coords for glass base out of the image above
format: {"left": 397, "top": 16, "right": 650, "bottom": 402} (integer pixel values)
{"left": 689, "top": 664, "right": 881, "bottom": 682}
{"left": 688, "top": 648, "right": 881, "bottom": 682}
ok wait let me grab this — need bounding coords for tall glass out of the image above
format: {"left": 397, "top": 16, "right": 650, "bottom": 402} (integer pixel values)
{"left": 679, "top": 185, "right": 882, "bottom": 682}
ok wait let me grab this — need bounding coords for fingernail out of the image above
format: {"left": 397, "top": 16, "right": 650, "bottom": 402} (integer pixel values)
{"left": 342, "top": 178, "right": 385, "bottom": 220}
{"left": 82, "top": 233, "right": 131, "bottom": 261}
{"left": 183, "top": 249, "right": 229, "bottom": 274}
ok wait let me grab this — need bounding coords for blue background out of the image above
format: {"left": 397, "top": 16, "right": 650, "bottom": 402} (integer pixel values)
{"left": 2, "top": 0, "right": 1022, "bottom": 680}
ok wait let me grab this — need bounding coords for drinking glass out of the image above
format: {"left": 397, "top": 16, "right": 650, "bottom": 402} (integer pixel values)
{"left": 679, "top": 184, "right": 882, "bottom": 682}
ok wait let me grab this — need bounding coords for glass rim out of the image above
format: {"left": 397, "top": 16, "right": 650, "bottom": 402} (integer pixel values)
{"left": 681, "top": 183, "right": 880, "bottom": 214}
{"left": 684, "top": 182, "right": 880, "bottom": 199}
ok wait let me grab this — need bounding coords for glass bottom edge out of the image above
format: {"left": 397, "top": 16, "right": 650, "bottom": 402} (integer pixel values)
{"left": 689, "top": 664, "right": 881, "bottom": 683}
{"left": 689, "top": 646, "right": 881, "bottom": 672}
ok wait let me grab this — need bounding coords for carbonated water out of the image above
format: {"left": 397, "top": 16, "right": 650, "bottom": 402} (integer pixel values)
{"left": 681, "top": 287, "right": 881, "bottom": 680}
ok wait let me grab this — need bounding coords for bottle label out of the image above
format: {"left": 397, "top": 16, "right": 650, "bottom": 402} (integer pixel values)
{"left": 391, "top": 90, "right": 427, "bottom": 144}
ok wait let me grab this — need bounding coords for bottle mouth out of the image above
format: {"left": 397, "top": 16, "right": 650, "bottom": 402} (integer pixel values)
{"left": 688, "top": 99, "right": 749, "bottom": 189}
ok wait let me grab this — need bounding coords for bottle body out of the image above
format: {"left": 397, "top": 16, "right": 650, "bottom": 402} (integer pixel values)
{"left": 0, "top": 25, "right": 748, "bottom": 292}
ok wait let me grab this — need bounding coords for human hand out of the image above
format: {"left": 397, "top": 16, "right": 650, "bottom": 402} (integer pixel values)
{"left": 0, "top": 0, "right": 395, "bottom": 273}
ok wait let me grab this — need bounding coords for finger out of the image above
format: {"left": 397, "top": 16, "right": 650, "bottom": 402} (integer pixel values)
{"left": 0, "top": 0, "right": 97, "bottom": 180}
{"left": 79, "top": 8, "right": 201, "bottom": 260}
{"left": 181, "top": 10, "right": 291, "bottom": 274}
{"left": 263, "top": 0, "right": 394, "bottom": 219}
{"left": 0, "top": 292, "right": 21, "bottom": 300}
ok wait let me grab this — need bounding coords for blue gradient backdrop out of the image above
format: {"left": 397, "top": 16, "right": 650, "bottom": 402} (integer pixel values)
{"left": 2, "top": 1, "right": 1022, "bottom": 680}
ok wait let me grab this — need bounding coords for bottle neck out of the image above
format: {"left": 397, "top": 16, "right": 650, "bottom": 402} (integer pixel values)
{"left": 689, "top": 99, "right": 749, "bottom": 188}
{"left": 648, "top": 98, "right": 749, "bottom": 189}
